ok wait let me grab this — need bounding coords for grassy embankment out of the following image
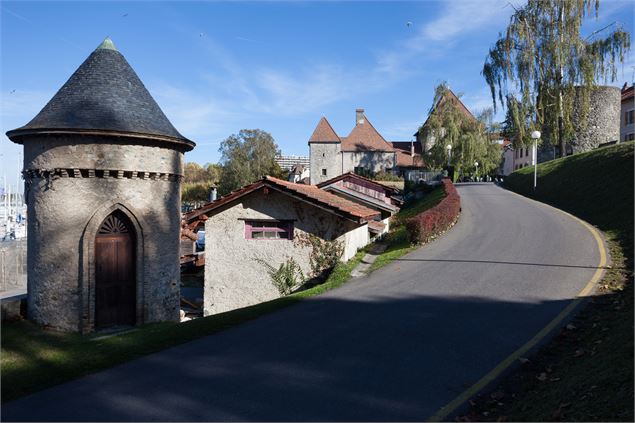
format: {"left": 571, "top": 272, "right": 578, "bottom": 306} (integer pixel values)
{"left": 463, "top": 142, "right": 634, "bottom": 421}
{"left": 1, "top": 250, "right": 365, "bottom": 403}
{"left": 370, "top": 186, "right": 446, "bottom": 270}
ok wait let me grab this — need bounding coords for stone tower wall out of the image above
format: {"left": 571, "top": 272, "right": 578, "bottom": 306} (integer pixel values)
{"left": 310, "top": 142, "right": 342, "bottom": 184}
{"left": 23, "top": 135, "right": 183, "bottom": 332}
{"left": 571, "top": 86, "right": 620, "bottom": 153}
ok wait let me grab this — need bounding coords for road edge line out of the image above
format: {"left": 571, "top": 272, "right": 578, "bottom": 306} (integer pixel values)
{"left": 425, "top": 186, "right": 608, "bottom": 422}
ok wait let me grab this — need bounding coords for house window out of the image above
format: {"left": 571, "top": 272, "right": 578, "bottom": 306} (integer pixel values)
{"left": 526, "top": 147, "right": 529, "bottom": 157}
{"left": 627, "top": 133, "right": 635, "bottom": 141}
{"left": 626, "top": 110, "right": 634, "bottom": 125}
{"left": 519, "top": 149, "right": 523, "bottom": 158}
{"left": 245, "top": 221, "right": 293, "bottom": 240}
{"left": 321, "top": 168, "right": 327, "bottom": 176}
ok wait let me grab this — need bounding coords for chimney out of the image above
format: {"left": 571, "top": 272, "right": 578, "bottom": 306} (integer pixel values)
{"left": 411, "top": 141, "right": 415, "bottom": 157}
{"left": 209, "top": 186, "right": 217, "bottom": 202}
{"left": 356, "top": 108, "right": 365, "bottom": 125}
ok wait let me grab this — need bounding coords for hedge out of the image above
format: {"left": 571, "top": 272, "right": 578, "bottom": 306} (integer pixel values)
{"left": 405, "top": 179, "right": 461, "bottom": 244}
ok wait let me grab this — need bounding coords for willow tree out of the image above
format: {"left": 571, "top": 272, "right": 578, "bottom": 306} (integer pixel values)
{"left": 422, "top": 83, "right": 502, "bottom": 176}
{"left": 483, "top": 0, "right": 630, "bottom": 156}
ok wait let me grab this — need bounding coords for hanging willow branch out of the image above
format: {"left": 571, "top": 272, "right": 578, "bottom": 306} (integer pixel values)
{"left": 482, "top": 0, "right": 631, "bottom": 156}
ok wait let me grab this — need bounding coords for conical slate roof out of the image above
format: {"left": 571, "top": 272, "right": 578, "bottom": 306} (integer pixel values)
{"left": 7, "top": 38, "right": 195, "bottom": 151}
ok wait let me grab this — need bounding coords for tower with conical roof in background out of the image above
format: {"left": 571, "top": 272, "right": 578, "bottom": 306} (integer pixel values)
{"left": 308, "top": 116, "right": 342, "bottom": 184}
{"left": 7, "top": 38, "right": 195, "bottom": 333}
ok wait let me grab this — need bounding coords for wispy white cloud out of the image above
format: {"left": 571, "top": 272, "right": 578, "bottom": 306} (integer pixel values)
{"left": 148, "top": 81, "right": 241, "bottom": 146}
{"left": 373, "top": 0, "right": 511, "bottom": 81}
{"left": 255, "top": 64, "right": 357, "bottom": 115}
{"left": 422, "top": 0, "right": 510, "bottom": 42}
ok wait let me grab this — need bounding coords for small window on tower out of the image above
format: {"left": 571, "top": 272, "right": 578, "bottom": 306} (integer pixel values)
{"left": 321, "top": 169, "right": 327, "bottom": 176}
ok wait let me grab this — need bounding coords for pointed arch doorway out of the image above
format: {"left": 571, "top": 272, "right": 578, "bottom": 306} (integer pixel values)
{"left": 95, "top": 210, "right": 136, "bottom": 329}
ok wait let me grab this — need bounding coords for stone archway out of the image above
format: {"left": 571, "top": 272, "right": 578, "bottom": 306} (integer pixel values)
{"left": 80, "top": 203, "right": 146, "bottom": 333}
{"left": 94, "top": 211, "right": 136, "bottom": 329}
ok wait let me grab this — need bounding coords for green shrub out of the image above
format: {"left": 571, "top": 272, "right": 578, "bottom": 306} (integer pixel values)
{"left": 256, "top": 257, "right": 305, "bottom": 295}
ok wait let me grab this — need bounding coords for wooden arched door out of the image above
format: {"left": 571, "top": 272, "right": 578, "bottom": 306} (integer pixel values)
{"left": 95, "top": 211, "right": 136, "bottom": 329}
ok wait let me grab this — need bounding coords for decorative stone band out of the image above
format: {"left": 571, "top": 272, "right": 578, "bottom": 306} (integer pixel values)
{"left": 23, "top": 168, "right": 183, "bottom": 182}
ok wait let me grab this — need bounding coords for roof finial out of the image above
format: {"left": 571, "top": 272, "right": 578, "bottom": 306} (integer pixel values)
{"left": 96, "top": 37, "right": 118, "bottom": 51}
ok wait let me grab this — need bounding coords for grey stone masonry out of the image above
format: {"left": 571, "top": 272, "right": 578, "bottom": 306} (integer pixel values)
{"left": 570, "top": 86, "right": 620, "bottom": 153}
{"left": 21, "top": 135, "right": 184, "bottom": 332}
{"left": 310, "top": 142, "right": 342, "bottom": 185}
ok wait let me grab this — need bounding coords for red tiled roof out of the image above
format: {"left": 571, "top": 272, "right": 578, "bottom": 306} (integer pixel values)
{"left": 180, "top": 227, "right": 198, "bottom": 241}
{"left": 316, "top": 171, "right": 401, "bottom": 194}
{"left": 184, "top": 176, "right": 380, "bottom": 224}
{"left": 341, "top": 114, "right": 395, "bottom": 152}
{"left": 391, "top": 141, "right": 423, "bottom": 167}
{"left": 308, "top": 117, "right": 340, "bottom": 143}
{"left": 367, "top": 220, "right": 386, "bottom": 233}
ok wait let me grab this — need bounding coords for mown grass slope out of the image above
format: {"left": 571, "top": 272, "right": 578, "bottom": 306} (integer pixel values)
{"left": 464, "top": 142, "right": 633, "bottom": 422}
{"left": 504, "top": 142, "right": 633, "bottom": 254}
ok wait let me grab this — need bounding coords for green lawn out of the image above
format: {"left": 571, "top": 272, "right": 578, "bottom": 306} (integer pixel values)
{"left": 463, "top": 142, "right": 634, "bottom": 422}
{"left": 1, "top": 251, "right": 365, "bottom": 403}
{"left": 371, "top": 186, "right": 446, "bottom": 271}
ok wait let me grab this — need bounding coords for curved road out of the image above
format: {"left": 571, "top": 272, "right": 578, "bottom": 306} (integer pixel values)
{"left": 3, "top": 184, "right": 603, "bottom": 421}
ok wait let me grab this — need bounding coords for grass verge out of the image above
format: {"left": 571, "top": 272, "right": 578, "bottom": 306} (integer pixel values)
{"left": 1, "top": 251, "right": 365, "bottom": 403}
{"left": 461, "top": 142, "right": 633, "bottom": 422}
{"left": 370, "top": 186, "right": 446, "bottom": 271}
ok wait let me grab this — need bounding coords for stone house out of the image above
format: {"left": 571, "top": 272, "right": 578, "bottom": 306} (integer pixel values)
{"left": 316, "top": 172, "right": 402, "bottom": 236}
{"left": 6, "top": 38, "right": 194, "bottom": 333}
{"left": 308, "top": 109, "right": 423, "bottom": 184}
{"left": 620, "top": 83, "right": 634, "bottom": 142}
{"left": 183, "top": 176, "right": 379, "bottom": 316}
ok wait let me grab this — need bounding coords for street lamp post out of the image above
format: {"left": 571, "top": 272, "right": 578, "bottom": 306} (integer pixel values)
{"left": 531, "top": 130, "right": 541, "bottom": 191}
{"left": 474, "top": 161, "right": 479, "bottom": 181}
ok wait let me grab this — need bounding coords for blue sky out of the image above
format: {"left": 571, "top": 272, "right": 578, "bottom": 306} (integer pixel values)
{"left": 2, "top": 0, "right": 633, "bottom": 186}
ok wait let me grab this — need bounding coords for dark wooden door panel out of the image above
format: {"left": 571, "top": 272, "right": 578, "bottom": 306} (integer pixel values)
{"left": 95, "top": 212, "right": 136, "bottom": 329}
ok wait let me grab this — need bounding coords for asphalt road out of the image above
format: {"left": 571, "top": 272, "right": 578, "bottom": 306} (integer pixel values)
{"left": 2, "top": 184, "right": 602, "bottom": 422}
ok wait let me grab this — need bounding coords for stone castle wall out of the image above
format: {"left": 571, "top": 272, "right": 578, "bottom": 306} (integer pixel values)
{"left": 310, "top": 142, "right": 342, "bottom": 185}
{"left": 23, "top": 135, "right": 183, "bottom": 332}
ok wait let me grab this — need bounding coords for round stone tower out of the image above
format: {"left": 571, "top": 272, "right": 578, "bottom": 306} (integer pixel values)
{"left": 570, "top": 85, "right": 621, "bottom": 153}
{"left": 6, "top": 38, "right": 195, "bottom": 333}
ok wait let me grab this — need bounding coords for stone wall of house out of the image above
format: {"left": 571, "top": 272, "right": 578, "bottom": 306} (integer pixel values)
{"left": 343, "top": 221, "right": 371, "bottom": 259}
{"left": 203, "top": 189, "right": 367, "bottom": 316}
{"left": 23, "top": 135, "right": 183, "bottom": 332}
{"left": 342, "top": 151, "right": 396, "bottom": 174}
{"left": 620, "top": 96, "right": 634, "bottom": 142}
{"left": 310, "top": 142, "right": 342, "bottom": 184}
{"left": 570, "top": 86, "right": 620, "bottom": 153}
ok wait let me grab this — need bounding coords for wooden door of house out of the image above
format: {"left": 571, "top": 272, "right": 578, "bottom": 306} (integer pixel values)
{"left": 95, "top": 211, "right": 136, "bottom": 329}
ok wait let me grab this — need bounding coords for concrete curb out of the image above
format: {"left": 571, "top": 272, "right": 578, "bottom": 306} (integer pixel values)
{"left": 351, "top": 242, "right": 388, "bottom": 278}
